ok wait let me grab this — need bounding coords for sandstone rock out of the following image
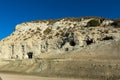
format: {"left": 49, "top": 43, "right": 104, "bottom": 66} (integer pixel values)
{"left": 0, "top": 17, "right": 120, "bottom": 59}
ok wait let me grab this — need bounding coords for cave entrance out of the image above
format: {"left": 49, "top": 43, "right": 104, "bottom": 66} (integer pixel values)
{"left": 86, "top": 39, "right": 93, "bottom": 45}
{"left": 103, "top": 36, "right": 113, "bottom": 40}
{"left": 27, "top": 52, "right": 33, "bottom": 59}
{"left": 69, "top": 40, "right": 76, "bottom": 46}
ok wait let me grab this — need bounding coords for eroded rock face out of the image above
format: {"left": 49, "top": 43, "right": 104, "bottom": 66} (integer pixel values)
{"left": 0, "top": 17, "right": 120, "bottom": 59}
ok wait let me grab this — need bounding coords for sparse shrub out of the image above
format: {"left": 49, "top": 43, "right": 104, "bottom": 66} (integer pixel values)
{"left": 48, "top": 20, "right": 56, "bottom": 25}
{"left": 55, "top": 32, "right": 59, "bottom": 37}
{"left": 56, "top": 26, "right": 60, "bottom": 30}
{"left": 43, "top": 28, "right": 52, "bottom": 35}
{"left": 59, "top": 30, "right": 64, "bottom": 36}
{"left": 111, "top": 19, "right": 120, "bottom": 28}
{"left": 63, "top": 18, "right": 81, "bottom": 22}
{"left": 87, "top": 19, "right": 100, "bottom": 27}
{"left": 47, "top": 19, "right": 61, "bottom": 25}
{"left": 48, "top": 35, "right": 52, "bottom": 39}
{"left": 31, "top": 30, "right": 34, "bottom": 32}
{"left": 29, "top": 28, "right": 31, "bottom": 31}
{"left": 34, "top": 31, "right": 40, "bottom": 34}
{"left": 36, "top": 27, "right": 41, "bottom": 31}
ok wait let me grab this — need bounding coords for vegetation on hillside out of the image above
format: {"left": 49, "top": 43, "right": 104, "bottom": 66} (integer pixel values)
{"left": 87, "top": 19, "right": 100, "bottom": 27}
{"left": 43, "top": 28, "right": 52, "bottom": 35}
{"left": 111, "top": 19, "right": 120, "bottom": 28}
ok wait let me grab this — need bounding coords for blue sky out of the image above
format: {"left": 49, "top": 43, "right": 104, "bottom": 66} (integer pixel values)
{"left": 0, "top": 0, "right": 120, "bottom": 39}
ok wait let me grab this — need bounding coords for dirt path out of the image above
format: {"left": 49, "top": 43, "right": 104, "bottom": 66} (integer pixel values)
{"left": 0, "top": 73, "right": 92, "bottom": 80}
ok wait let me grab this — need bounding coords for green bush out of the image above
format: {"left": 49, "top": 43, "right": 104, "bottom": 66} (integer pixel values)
{"left": 111, "top": 19, "right": 120, "bottom": 28}
{"left": 87, "top": 19, "right": 100, "bottom": 27}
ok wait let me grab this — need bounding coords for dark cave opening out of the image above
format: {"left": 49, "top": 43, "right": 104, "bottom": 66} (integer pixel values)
{"left": 65, "top": 48, "right": 69, "bottom": 51}
{"left": 103, "top": 36, "right": 113, "bottom": 40}
{"left": 69, "top": 40, "right": 76, "bottom": 46}
{"left": 27, "top": 52, "right": 33, "bottom": 59}
{"left": 86, "top": 39, "right": 93, "bottom": 45}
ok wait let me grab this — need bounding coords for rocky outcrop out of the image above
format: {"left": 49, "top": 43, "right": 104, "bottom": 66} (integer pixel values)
{"left": 0, "top": 17, "right": 120, "bottom": 59}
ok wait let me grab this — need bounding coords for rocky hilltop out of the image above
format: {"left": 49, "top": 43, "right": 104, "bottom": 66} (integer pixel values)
{"left": 0, "top": 17, "right": 120, "bottom": 59}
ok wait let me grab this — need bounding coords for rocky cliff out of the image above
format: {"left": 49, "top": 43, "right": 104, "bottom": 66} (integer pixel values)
{"left": 0, "top": 17, "right": 120, "bottom": 59}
